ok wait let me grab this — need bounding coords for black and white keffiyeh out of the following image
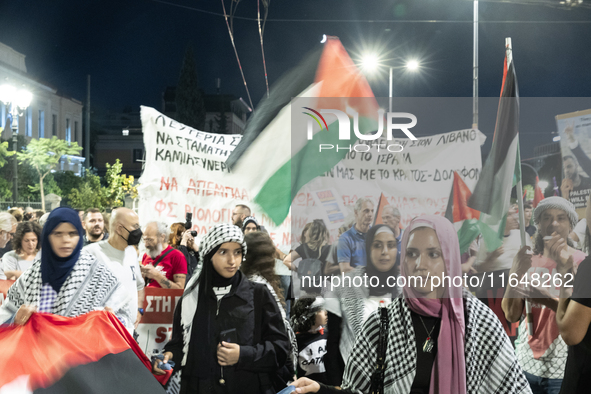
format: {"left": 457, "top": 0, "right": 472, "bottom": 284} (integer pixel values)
{"left": 0, "top": 251, "right": 126, "bottom": 323}
{"left": 180, "top": 223, "right": 246, "bottom": 367}
{"left": 341, "top": 290, "right": 532, "bottom": 394}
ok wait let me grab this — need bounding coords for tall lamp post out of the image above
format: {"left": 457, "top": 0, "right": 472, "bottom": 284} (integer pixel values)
{"left": 360, "top": 54, "right": 420, "bottom": 112}
{"left": 0, "top": 84, "right": 32, "bottom": 207}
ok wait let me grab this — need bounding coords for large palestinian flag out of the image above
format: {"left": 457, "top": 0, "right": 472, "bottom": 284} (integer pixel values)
{"left": 227, "top": 37, "right": 378, "bottom": 225}
{"left": 0, "top": 311, "right": 167, "bottom": 393}
{"left": 468, "top": 41, "right": 521, "bottom": 251}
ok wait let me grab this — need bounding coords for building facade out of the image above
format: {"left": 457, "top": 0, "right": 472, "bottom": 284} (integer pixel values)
{"left": 0, "top": 42, "right": 85, "bottom": 174}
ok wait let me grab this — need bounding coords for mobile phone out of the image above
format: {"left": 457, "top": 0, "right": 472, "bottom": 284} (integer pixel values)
{"left": 219, "top": 328, "right": 238, "bottom": 344}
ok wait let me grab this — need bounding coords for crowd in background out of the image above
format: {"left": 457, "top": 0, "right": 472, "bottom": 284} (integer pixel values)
{"left": 0, "top": 195, "right": 590, "bottom": 394}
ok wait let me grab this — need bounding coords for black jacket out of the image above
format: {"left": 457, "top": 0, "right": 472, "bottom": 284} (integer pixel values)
{"left": 164, "top": 271, "right": 289, "bottom": 393}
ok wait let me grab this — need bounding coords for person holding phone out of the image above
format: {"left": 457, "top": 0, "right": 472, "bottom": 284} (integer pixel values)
{"left": 153, "top": 223, "right": 289, "bottom": 394}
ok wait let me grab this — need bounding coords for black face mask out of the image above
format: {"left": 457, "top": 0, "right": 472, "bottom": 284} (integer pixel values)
{"left": 121, "top": 225, "right": 143, "bottom": 246}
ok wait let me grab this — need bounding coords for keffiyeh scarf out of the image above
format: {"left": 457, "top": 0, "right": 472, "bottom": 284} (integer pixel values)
{"left": 341, "top": 290, "right": 532, "bottom": 394}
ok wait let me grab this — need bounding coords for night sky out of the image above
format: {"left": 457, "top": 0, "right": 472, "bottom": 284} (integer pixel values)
{"left": 1, "top": 0, "right": 591, "bottom": 158}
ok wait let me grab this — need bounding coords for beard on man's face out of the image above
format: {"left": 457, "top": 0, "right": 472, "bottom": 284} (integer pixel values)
{"left": 147, "top": 243, "right": 163, "bottom": 259}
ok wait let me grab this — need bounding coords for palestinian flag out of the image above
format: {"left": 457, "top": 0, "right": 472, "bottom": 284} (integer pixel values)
{"left": 468, "top": 40, "right": 521, "bottom": 251}
{"left": 227, "top": 37, "right": 378, "bottom": 225}
{"left": 0, "top": 311, "right": 167, "bottom": 393}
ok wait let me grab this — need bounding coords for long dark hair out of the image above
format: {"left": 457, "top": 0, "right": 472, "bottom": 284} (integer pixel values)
{"left": 242, "top": 231, "right": 285, "bottom": 308}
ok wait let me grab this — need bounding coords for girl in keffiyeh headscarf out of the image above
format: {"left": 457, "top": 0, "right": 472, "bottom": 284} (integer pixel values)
{"left": 156, "top": 223, "right": 290, "bottom": 394}
{"left": 292, "top": 215, "right": 532, "bottom": 394}
{"left": 0, "top": 207, "right": 126, "bottom": 325}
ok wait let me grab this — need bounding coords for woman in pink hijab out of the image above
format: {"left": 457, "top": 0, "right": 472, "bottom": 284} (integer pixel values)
{"left": 291, "top": 215, "right": 531, "bottom": 394}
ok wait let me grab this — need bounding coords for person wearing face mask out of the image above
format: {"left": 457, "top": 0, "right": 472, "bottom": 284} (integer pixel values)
{"left": 0, "top": 207, "right": 127, "bottom": 326}
{"left": 323, "top": 224, "right": 399, "bottom": 385}
{"left": 84, "top": 207, "right": 145, "bottom": 333}
{"left": 290, "top": 215, "right": 530, "bottom": 394}
{"left": 153, "top": 224, "right": 289, "bottom": 394}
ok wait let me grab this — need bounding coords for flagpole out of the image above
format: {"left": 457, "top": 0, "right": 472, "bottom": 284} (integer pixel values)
{"left": 507, "top": 36, "right": 535, "bottom": 336}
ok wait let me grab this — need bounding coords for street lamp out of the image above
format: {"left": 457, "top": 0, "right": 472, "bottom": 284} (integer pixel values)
{"left": 0, "top": 83, "right": 32, "bottom": 207}
{"left": 360, "top": 53, "right": 421, "bottom": 112}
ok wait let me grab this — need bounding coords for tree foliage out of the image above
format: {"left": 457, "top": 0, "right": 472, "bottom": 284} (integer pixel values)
{"left": 17, "top": 137, "right": 82, "bottom": 210}
{"left": 67, "top": 159, "right": 137, "bottom": 210}
{"left": 176, "top": 44, "right": 206, "bottom": 130}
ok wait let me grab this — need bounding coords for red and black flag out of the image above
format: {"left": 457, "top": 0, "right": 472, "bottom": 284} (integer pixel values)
{"left": 0, "top": 311, "right": 167, "bottom": 393}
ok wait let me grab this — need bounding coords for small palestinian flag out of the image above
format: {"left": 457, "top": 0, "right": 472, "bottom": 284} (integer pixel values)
{"left": 227, "top": 37, "right": 379, "bottom": 225}
{"left": 468, "top": 39, "right": 521, "bottom": 252}
{"left": 0, "top": 311, "right": 167, "bottom": 393}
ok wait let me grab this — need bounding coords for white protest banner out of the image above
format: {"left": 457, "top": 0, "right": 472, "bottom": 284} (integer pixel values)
{"left": 293, "top": 129, "right": 486, "bottom": 242}
{"left": 138, "top": 106, "right": 292, "bottom": 248}
{"left": 556, "top": 109, "right": 591, "bottom": 213}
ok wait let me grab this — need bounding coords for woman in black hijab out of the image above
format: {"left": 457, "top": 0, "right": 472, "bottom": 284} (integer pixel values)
{"left": 0, "top": 207, "right": 125, "bottom": 325}
{"left": 155, "top": 224, "right": 290, "bottom": 394}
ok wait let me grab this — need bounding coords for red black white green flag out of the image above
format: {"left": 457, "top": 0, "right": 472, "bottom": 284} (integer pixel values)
{"left": 0, "top": 311, "right": 167, "bottom": 393}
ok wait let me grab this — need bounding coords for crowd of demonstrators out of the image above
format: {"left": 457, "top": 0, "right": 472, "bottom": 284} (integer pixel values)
{"left": 0, "top": 207, "right": 128, "bottom": 326}
{"left": 324, "top": 224, "right": 400, "bottom": 385}
{"left": 337, "top": 198, "right": 374, "bottom": 273}
{"left": 140, "top": 221, "right": 187, "bottom": 289}
{"left": 154, "top": 224, "right": 290, "bottom": 394}
{"left": 503, "top": 197, "right": 585, "bottom": 392}
{"left": 82, "top": 208, "right": 109, "bottom": 246}
{"left": 84, "top": 208, "right": 144, "bottom": 334}
{"left": 291, "top": 215, "right": 530, "bottom": 394}
{"left": 0, "top": 221, "right": 41, "bottom": 280}
{"left": 5, "top": 193, "right": 591, "bottom": 394}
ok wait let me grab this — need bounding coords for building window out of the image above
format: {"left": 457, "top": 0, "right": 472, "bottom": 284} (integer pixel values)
{"left": 133, "top": 148, "right": 143, "bottom": 163}
{"left": 65, "top": 118, "right": 71, "bottom": 143}
{"left": 25, "top": 107, "right": 32, "bottom": 137}
{"left": 74, "top": 121, "right": 78, "bottom": 143}
{"left": 38, "top": 110, "right": 45, "bottom": 138}
{"left": 52, "top": 114, "right": 57, "bottom": 136}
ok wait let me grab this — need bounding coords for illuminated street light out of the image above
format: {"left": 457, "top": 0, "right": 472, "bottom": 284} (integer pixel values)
{"left": 360, "top": 53, "right": 379, "bottom": 73}
{"left": 320, "top": 34, "right": 327, "bottom": 44}
{"left": 360, "top": 53, "right": 421, "bottom": 112}
{"left": 0, "top": 83, "right": 33, "bottom": 206}
{"left": 406, "top": 59, "right": 420, "bottom": 71}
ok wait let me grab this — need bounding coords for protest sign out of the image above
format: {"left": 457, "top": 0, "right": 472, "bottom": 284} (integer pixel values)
{"left": 293, "top": 129, "right": 486, "bottom": 242}
{"left": 556, "top": 108, "right": 591, "bottom": 214}
{"left": 138, "top": 106, "right": 292, "bottom": 248}
{"left": 139, "top": 107, "right": 484, "bottom": 249}
{"left": 135, "top": 287, "right": 184, "bottom": 356}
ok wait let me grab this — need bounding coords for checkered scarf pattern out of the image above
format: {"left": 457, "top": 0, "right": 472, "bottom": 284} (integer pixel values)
{"left": 341, "top": 290, "right": 532, "bottom": 394}
{"left": 242, "top": 216, "right": 260, "bottom": 231}
{"left": 5, "top": 251, "right": 123, "bottom": 318}
{"left": 198, "top": 224, "right": 246, "bottom": 266}
{"left": 179, "top": 224, "right": 246, "bottom": 367}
